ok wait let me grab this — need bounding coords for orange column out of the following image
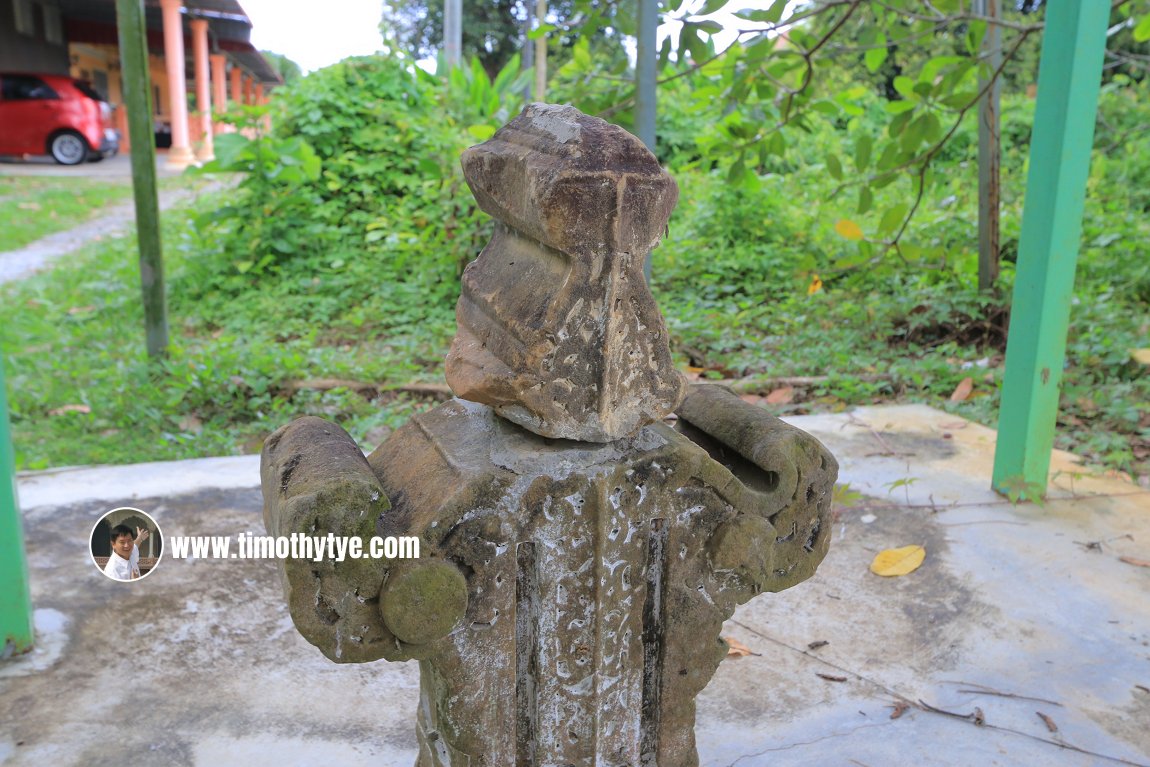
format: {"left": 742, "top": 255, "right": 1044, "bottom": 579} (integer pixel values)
{"left": 229, "top": 65, "right": 242, "bottom": 104}
{"left": 210, "top": 53, "right": 227, "bottom": 122}
{"left": 242, "top": 74, "right": 252, "bottom": 105}
{"left": 254, "top": 83, "right": 269, "bottom": 132}
{"left": 159, "top": 0, "right": 193, "bottom": 169}
{"left": 190, "top": 18, "right": 213, "bottom": 161}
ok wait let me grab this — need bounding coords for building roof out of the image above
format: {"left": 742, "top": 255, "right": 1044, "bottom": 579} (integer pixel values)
{"left": 58, "top": 0, "right": 282, "bottom": 84}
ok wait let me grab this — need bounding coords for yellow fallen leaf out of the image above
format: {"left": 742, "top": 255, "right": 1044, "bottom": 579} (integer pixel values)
{"left": 1131, "top": 349, "right": 1150, "bottom": 365}
{"left": 949, "top": 377, "right": 974, "bottom": 402}
{"left": 723, "top": 636, "right": 759, "bottom": 657}
{"left": 870, "top": 544, "right": 926, "bottom": 576}
{"left": 765, "top": 385, "right": 795, "bottom": 405}
{"left": 808, "top": 273, "right": 823, "bottom": 294}
{"left": 834, "top": 219, "right": 865, "bottom": 241}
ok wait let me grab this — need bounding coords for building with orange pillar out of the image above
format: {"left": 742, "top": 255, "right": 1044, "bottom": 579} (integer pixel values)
{"left": 0, "top": 0, "right": 281, "bottom": 169}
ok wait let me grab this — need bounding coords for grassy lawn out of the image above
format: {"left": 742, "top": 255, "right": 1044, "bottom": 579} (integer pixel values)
{"left": 0, "top": 176, "right": 135, "bottom": 251}
{"left": 0, "top": 66, "right": 1145, "bottom": 486}
{"left": 1, "top": 174, "right": 1145, "bottom": 483}
{"left": 0, "top": 197, "right": 444, "bottom": 470}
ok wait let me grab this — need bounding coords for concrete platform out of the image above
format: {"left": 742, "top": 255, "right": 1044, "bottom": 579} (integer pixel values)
{"left": 1, "top": 405, "right": 1147, "bottom": 766}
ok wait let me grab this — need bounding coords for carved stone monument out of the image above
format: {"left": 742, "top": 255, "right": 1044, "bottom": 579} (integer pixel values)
{"left": 262, "top": 103, "right": 837, "bottom": 767}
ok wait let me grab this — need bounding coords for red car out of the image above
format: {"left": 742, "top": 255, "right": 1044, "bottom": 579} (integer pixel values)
{"left": 0, "top": 72, "right": 120, "bottom": 165}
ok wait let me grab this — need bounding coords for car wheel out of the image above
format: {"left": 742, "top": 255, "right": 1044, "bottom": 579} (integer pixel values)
{"left": 48, "top": 131, "right": 90, "bottom": 165}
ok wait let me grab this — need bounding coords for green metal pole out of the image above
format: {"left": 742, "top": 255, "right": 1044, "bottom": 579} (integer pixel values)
{"left": 116, "top": 0, "right": 169, "bottom": 359}
{"left": 0, "top": 355, "right": 34, "bottom": 655}
{"left": 991, "top": 0, "right": 1109, "bottom": 496}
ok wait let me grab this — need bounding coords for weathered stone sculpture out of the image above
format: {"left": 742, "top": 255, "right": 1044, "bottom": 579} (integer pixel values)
{"left": 262, "top": 103, "right": 837, "bottom": 767}
{"left": 445, "top": 104, "right": 686, "bottom": 442}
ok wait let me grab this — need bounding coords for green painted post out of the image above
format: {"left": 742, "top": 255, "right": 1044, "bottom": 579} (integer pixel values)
{"left": 0, "top": 356, "right": 34, "bottom": 655}
{"left": 116, "top": 0, "right": 169, "bottom": 359}
{"left": 991, "top": 0, "right": 1109, "bottom": 495}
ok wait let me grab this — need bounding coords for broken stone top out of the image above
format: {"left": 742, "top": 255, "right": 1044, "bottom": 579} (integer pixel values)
{"left": 460, "top": 103, "right": 679, "bottom": 256}
{"left": 446, "top": 104, "right": 687, "bottom": 442}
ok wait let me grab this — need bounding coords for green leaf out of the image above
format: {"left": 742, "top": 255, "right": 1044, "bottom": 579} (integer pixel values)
{"left": 965, "top": 20, "right": 987, "bottom": 55}
{"left": 492, "top": 53, "right": 521, "bottom": 92}
{"left": 893, "top": 76, "right": 918, "bottom": 101}
{"left": 700, "top": 0, "right": 728, "bottom": 16}
{"left": 658, "top": 37, "right": 672, "bottom": 70}
{"left": 1134, "top": 14, "right": 1150, "bottom": 42}
{"left": 888, "top": 110, "right": 914, "bottom": 138}
{"left": 763, "top": 0, "right": 787, "bottom": 23}
{"left": 727, "top": 157, "right": 746, "bottom": 185}
{"left": 211, "top": 132, "right": 253, "bottom": 170}
{"left": 572, "top": 37, "right": 592, "bottom": 69}
{"left": 528, "top": 23, "right": 555, "bottom": 40}
{"left": 940, "top": 91, "right": 979, "bottom": 109}
{"left": 883, "top": 100, "right": 916, "bottom": 115}
{"left": 694, "top": 19, "right": 723, "bottom": 34}
{"left": 878, "top": 203, "right": 908, "bottom": 236}
{"left": 857, "top": 185, "right": 873, "bottom": 215}
{"left": 854, "top": 134, "right": 872, "bottom": 172}
{"left": 865, "top": 36, "right": 888, "bottom": 73}
{"left": 765, "top": 131, "right": 786, "bottom": 157}
{"left": 922, "top": 112, "right": 943, "bottom": 143}
{"left": 872, "top": 171, "right": 898, "bottom": 189}
{"left": 826, "top": 153, "right": 843, "bottom": 180}
{"left": 876, "top": 141, "right": 903, "bottom": 171}
{"left": 683, "top": 24, "right": 711, "bottom": 62}
{"left": 736, "top": 0, "right": 786, "bottom": 24}
{"left": 467, "top": 124, "right": 496, "bottom": 141}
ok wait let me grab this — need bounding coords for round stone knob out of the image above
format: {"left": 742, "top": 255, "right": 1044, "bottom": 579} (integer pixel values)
{"left": 379, "top": 559, "right": 469, "bottom": 645}
{"left": 707, "top": 514, "right": 775, "bottom": 593}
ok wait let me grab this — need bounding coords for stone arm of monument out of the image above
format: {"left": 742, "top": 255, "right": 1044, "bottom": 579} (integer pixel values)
{"left": 675, "top": 384, "right": 838, "bottom": 602}
{"left": 262, "top": 416, "right": 431, "bottom": 664}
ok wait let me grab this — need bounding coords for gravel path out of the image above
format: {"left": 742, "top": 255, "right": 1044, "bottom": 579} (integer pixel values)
{"left": 0, "top": 182, "right": 219, "bottom": 284}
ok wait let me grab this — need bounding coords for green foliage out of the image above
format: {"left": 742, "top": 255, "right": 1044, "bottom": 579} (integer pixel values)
{"left": 196, "top": 108, "right": 323, "bottom": 275}
{"left": 3, "top": 32, "right": 1148, "bottom": 489}
{"left": 188, "top": 54, "right": 527, "bottom": 314}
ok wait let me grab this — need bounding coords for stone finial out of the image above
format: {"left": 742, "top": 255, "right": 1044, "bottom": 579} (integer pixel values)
{"left": 445, "top": 103, "right": 687, "bottom": 442}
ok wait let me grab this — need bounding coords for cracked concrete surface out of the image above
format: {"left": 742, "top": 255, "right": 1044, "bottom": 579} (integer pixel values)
{"left": 2, "top": 405, "right": 1148, "bottom": 766}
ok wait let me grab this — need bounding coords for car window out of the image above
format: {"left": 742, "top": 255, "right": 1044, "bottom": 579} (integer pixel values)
{"left": 1, "top": 75, "right": 60, "bottom": 101}
{"left": 73, "top": 80, "right": 105, "bottom": 101}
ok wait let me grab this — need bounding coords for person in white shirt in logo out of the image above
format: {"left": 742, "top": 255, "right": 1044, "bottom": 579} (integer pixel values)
{"left": 103, "top": 524, "right": 149, "bottom": 581}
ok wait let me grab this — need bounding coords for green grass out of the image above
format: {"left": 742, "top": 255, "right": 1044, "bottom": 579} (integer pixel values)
{"left": 0, "top": 176, "right": 135, "bottom": 251}
{"left": 1, "top": 87, "right": 1146, "bottom": 483}
{"left": 0, "top": 198, "right": 450, "bottom": 470}
{"left": 1, "top": 180, "right": 1145, "bottom": 481}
